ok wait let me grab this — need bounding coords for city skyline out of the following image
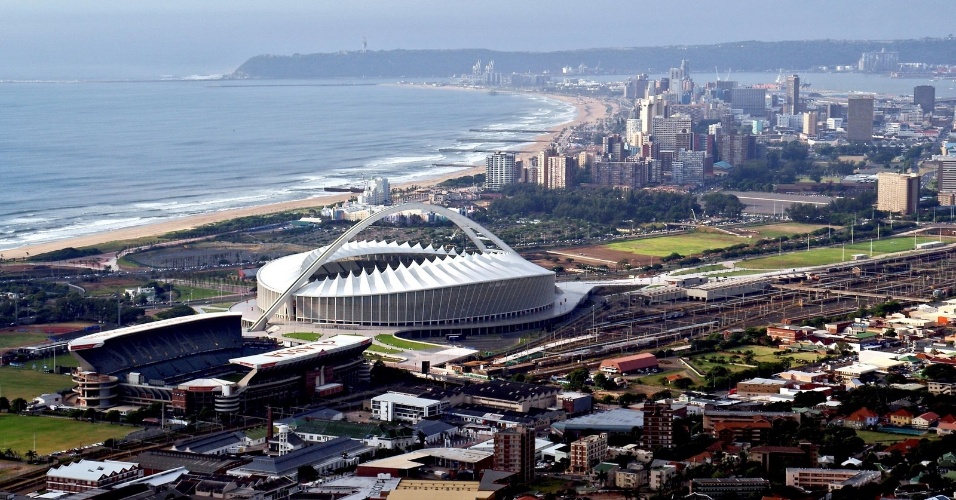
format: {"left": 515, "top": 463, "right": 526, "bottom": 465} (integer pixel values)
{"left": 4, "top": 0, "right": 956, "bottom": 79}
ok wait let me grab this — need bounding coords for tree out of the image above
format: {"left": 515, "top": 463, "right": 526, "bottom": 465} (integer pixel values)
{"left": 923, "top": 363, "right": 956, "bottom": 382}
{"left": 84, "top": 407, "right": 96, "bottom": 422}
{"left": 297, "top": 465, "right": 319, "bottom": 483}
{"left": 10, "top": 398, "right": 28, "bottom": 414}
{"left": 0, "top": 397, "right": 8, "bottom": 412}
{"left": 417, "top": 430, "right": 427, "bottom": 448}
{"left": 106, "top": 410, "right": 121, "bottom": 424}
{"left": 24, "top": 449, "right": 38, "bottom": 464}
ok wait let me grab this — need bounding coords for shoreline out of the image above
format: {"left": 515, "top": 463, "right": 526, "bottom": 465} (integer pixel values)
{"left": 2, "top": 88, "right": 614, "bottom": 261}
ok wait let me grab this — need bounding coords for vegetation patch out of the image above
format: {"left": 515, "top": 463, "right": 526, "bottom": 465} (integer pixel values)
{"left": 374, "top": 334, "right": 437, "bottom": 350}
{"left": 366, "top": 344, "right": 403, "bottom": 354}
{"left": 607, "top": 232, "right": 745, "bottom": 258}
{"left": 741, "top": 237, "right": 944, "bottom": 270}
{"left": 0, "top": 367, "right": 75, "bottom": 400}
{"left": 284, "top": 332, "right": 322, "bottom": 342}
{"left": 751, "top": 223, "right": 835, "bottom": 239}
{"left": 0, "top": 332, "right": 51, "bottom": 350}
{"left": 0, "top": 414, "right": 136, "bottom": 455}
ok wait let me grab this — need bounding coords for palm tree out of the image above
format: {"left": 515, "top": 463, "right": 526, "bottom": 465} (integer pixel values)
{"left": 25, "top": 450, "right": 38, "bottom": 464}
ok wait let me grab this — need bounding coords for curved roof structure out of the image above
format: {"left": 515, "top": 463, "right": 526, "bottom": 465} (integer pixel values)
{"left": 252, "top": 203, "right": 555, "bottom": 329}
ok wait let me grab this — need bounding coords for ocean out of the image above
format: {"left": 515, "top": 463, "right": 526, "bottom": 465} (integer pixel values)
{"left": 2, "top": 71, "right": 950, "bottom": 253}
{"left": 0, "top": 80, "right": 575, "bottom": 252}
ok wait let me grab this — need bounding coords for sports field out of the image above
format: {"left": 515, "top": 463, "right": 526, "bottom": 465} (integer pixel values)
{"left": 0, "top": 414, "right": 137, "bottom": 456}
{"left": 0, "top": 367, "right": 75, "bottom": 400}
{"left": 283, "top": 332, "right": 322, "bottom": 342}
{"left": 750, "top": 223, "right": 834, "bottom": 239}
{"left": 606, "top": 233, "right": 745, "bottom": 257}
{"left": 374, "top": 334, "right": 438, "bottom": 350}
{"left": 741, "top": 237, "right": 947, "bottom": 270}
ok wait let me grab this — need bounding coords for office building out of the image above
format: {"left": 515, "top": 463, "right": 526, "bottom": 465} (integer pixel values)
{"left": 371, "top": 392, "right": 448, "bottom": 423}
{"left": 493, "top": 426, "right": 535, "bottom": 483}
{"left": 569, "top": 433, "right": 608, "bottom": 473}
{"left": 673, "top": 149, "right": 706, "bottom": 185}
{"left": 650, "top": 115, "right": 693, "bottom": 151}
{"left": 914, "top": 85, "right": 935, "bottom": 114}
{"left": 603, "top": 134, "right": 626, "bottom": 161}
{"left": 729, "top": 87, "right": 767, "bottom": 116}
{"left": 876, "top": 172, "right": 920, "bottom": 215}
{"left": 786, "top": 468, "right": 881, "bottom": 491}
{"left": 847, "top": 96, "right": 874, "bottom": 142}
{"left": 784, "top": 75, "right": 800, "bottom": 115}
{"left": 716, "top": 132, "right": 756, "bottom": 167}
{"left": 641, "top": 402, "right": 675, "bottom": 449}
{"left": 691, "top": 478, "right": 770, "bottom": 499}
{"left": 485, "top": 151, "right": 517, "bottom": 191}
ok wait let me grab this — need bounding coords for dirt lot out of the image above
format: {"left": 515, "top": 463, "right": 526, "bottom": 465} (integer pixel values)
{"left": 541, "top": 244, "right": 659, "bottom": 267}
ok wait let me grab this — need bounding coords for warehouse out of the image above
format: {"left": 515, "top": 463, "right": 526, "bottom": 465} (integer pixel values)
{"left": 600, "top": 353, "right": 659, "bottom": 375}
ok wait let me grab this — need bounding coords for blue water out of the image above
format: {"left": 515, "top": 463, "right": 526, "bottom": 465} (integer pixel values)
{"left": 0, "top": 80, "right": 575, "bottom": 251}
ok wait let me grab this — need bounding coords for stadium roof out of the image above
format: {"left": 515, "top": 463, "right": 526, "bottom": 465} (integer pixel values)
{"left": 68, "top": 312, "right": 240, "bottom": 351}
{"left": 229, "top": 335, "right": 369, "bottom": 369}
{"left": 259, "top": 240, "right": 551, "bottom": 298}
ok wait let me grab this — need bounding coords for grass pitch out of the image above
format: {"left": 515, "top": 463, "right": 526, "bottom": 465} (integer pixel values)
{"left": 607, "top": 232, "right": 746, "bottom": 258}
{"left": 0, "top": 414, "right": 137, "bottom": 455}
{"left": 741, "top": 237, "right": 945, "bottom": 270}
{"left": 374, "top": 334, "right": 437, "bottom": 350}
{"left": 0, "top": 367, "right": 75, "bottom": 401}
{"left": 750, "top": 223, "right": 834, "bottom": 239}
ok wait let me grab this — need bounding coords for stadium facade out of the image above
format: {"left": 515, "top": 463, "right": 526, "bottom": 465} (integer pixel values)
{"left": 68, "top": 313, "right": 370, "bottom": 415}
{"left": 252, "top": 203, "right": 557, "bottom": 330}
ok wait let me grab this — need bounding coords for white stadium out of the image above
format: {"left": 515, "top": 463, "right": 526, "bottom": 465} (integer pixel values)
{"left": 251, "top": 203, "right": 562, "bottom": 330}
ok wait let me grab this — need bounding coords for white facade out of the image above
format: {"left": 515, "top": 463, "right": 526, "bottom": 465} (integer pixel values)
{"left": 358, "top": 177, "right": 390, "bottom": 205}
{"left": 371, "top": 392, "right": 448, "bottom": 423}
{"left": 485, "top": 151, "right": 517, "bottom": 191}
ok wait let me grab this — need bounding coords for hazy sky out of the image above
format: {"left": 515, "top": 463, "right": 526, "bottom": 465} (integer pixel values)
{"left": 4, "top": 0, "right": 956, "bottom": 79}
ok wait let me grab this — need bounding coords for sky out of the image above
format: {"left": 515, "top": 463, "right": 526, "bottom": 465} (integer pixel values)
{"left": 4, "top": 0, "right": 956, "bottom": 80}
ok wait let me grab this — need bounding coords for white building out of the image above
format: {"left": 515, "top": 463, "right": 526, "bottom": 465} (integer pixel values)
{"left": 371, "top": 392, "right": 448, "bottom": 423}
{"left": 357, "top": 177, "right": 390, "bottom": 205}
{"left": 485, "top": 151, "right": 517, "bottom": 191}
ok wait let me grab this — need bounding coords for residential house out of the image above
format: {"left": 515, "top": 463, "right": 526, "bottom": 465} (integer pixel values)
{"left": 842, "top": 407, "right": 879, "bottom": 429}
{"left": 886, "top": 408, "right": 914, "bottom": 427}
{"left": 913, "top": 411, "right": 940, "bottom": 429}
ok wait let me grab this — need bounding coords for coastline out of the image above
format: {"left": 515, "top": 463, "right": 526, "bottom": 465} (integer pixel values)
{"left": 2, "top": 88, "right": 612, "bottom": 261}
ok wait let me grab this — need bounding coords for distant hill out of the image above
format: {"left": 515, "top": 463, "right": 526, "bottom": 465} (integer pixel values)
{"left": 232, "top": 38, "right": 956, "bottom": 79}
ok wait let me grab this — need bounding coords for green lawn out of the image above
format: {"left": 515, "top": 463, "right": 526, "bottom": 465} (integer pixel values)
{"left": 671, "top": 264, "right": 728, "bottom": 276}
{"left": 0, "top": 367, "right": 75, "bottom": 400}
{"left": 750, "top": 223, "right": 834, "bottom": 239}
{"left": 856, "top": 429, "right": 927, "bottom": 445}
{"left": 724, "top": 345, "right": 822, "bottom": 364}
{"left": 174, "top": 285, "right": 223, "bottom": 301}
{"left": 374, "top": 334, "right": 437, "bottom": 350}
{"left": 0, "top": 332, "right": 51, "bottom": 350}
{"left": 607, "top": 232, "right": 746, "bottom": 257}
{"left": 366, "top": 344, "right": 403, "bottom": 354}
{"left": 284, "top": 332, "right": 322, "bottom": 342}
{"left": 741, "top": 237, "right": 945, "bottom": 270}
{"left": 0, "top": 414, "right": 138, "bottom": 455}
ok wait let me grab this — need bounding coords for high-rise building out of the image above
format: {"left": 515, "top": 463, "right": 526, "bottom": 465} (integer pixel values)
{"left": 914, "top": 85, "right": 936, "bottom": 114}
{"left": 570, "top": 433, "right": 608, "bottom": 473}
{"left": 493, "top": 426, "right": 535, "bottom": 483}
{"left": 846, "top": 96, "right": 875, "bottom": 142}
{"left": 716, "top": 132, "right": 756, "bottom": 167}
{"left": 624, "top": 74, "right": 649, "bottom": 100}
{"left": 642, "top": 402, "right": 676, "bottom": 449}
{"left": 650, "top": 115, "right": 693, "bottom": 151}
{"left": 937, "top": 159, "right": 956, "bottom": 206}
{"left": 485, "top": 151, "right": 517, "bottom": 191}
{"left": 877, "top": 172, "right": 920, "bottom": 215}
{"left": 803, "top": 111, "right": 819, "bottom": 137}
{"left": 858, "top": 49, "right": 899, "bottom": 72}
{"left": 545, "top": 155, "right": 576, "bottom": 189}
{"left": 602, "top": 134, "right": 625, "bottom": 161}
{"left": 357, "top": 177, "right": 391, "bottom": 205}
{"left": 729, "top": 88, "right": 767, "bottom": 117}
{"left": 673, "top": 149, "right": 706, "bottom": 186}
{"left": 784, "top": 75, "right": 800, "bottom": 115}
{"left": 592, "top": 159, "right": 652, "bottom": 190}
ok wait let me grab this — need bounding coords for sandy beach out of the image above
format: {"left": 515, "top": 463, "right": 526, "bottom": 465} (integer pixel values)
{"left": 2, "top": 89, "right": 613, "bottom": 261}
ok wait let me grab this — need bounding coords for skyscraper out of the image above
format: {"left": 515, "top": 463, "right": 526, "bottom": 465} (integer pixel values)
{"left": 485, "top": 151, "right": 517, "bottom": 191}
{"left": 876, "top": 172, "right": 920, "bottom": 215}
{"left": 493, "top": 426, "right": 535, "bottom": 483}
{"left": 847, "top": 96, "right": 874, "bottom": 142}
{"left": 914, "top": 85, "right": 935, "bottom": 114}
{"left": 784, "top": 75, "right": 800, "bottom": 115}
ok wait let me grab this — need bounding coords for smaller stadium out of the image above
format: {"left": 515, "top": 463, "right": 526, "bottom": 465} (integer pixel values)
{"left": 68, "top": 313, "right": 370, "bottom": 416}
